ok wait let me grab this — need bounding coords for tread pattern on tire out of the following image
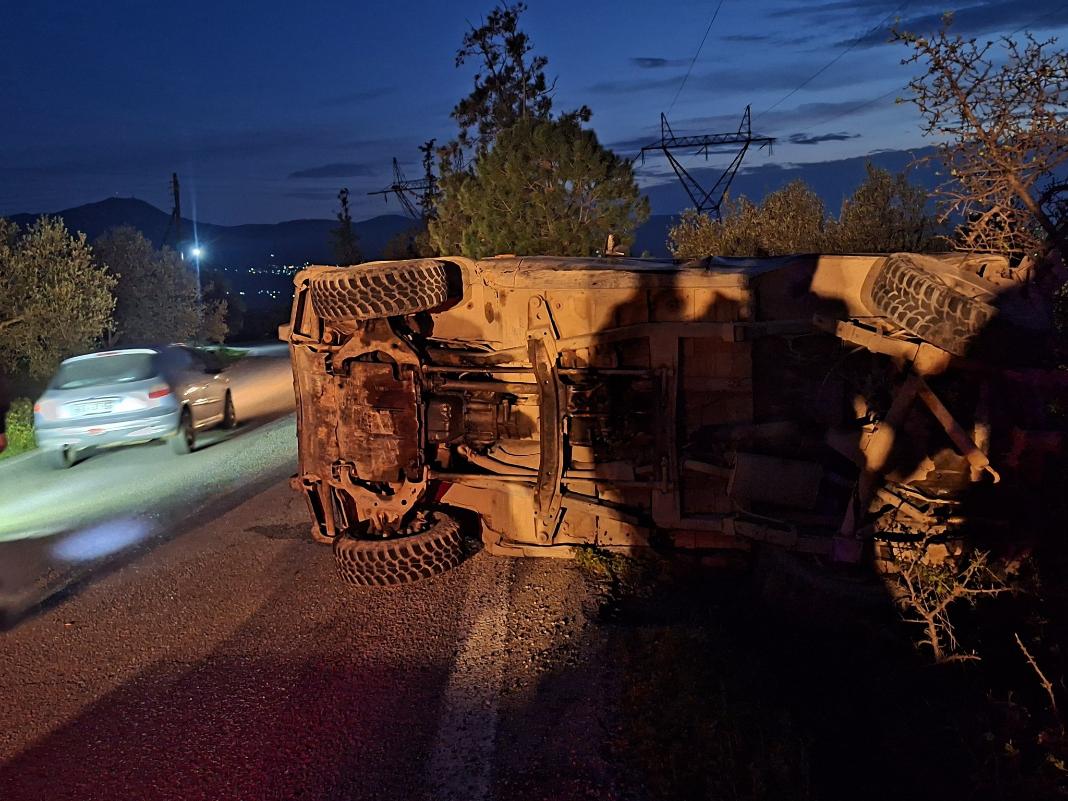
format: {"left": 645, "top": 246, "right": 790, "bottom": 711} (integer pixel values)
{"left": 863, "top": 253, "right": 997, "bottom": 356}
{"left": 333, "top": 512, "right": 466, "bottom": 586}
{"left": 309, "top": 260, "right": 451, "bottom": 322}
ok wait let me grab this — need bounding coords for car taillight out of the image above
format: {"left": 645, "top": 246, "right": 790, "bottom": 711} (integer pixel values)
{"left": 148, "top": 385, "right": 171, "bottom": 399}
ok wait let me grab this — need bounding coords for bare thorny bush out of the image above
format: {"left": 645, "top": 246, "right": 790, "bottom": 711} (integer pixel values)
{"left": 886, "top": 535, "right": 1007, "bottom": 663}
{"left": 896, "top": 17, "right": 1068, "bottom": 272}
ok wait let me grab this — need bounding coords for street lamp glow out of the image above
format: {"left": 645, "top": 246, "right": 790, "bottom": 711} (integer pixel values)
{"left": 191, "top": 246, "right": 203, "bottom": 258}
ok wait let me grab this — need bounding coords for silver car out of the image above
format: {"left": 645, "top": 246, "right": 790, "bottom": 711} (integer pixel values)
{"left": 34, "top": 346, "right": 236, "bottom": 468}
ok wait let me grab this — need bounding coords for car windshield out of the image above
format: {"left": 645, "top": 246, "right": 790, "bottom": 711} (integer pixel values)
{"left": 51, "top": 352, "right": 159, "bottom": 390}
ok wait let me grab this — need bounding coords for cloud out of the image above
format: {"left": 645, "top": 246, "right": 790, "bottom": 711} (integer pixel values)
{"left": 722, "top": 32, "right": 817, "bottom": 46}
{"left": 319, "top": 86, "right": 396, "bottom": 107}
{"left": 287, "top": 162, "right": 376, "bottom": 179}
{"left": 844, "top": 2, "right": 1068, "bottom": 47}
{"left": 788, "top": 131, "right": 862, "bottom": 145}
{"left": 607, "top": 97, "right": 894, "bottom": 154}
{"left": 770, "top": 0, "right": 905, "bottom": 19}
{"left": 768, "top": 0, "right": 1068, "bottom": 47}
{"left": 589, "top": 58, "right": 880, "bottom": 97}
{"left": 630, "top": 57, "right": 690, "bottom": 68}
{"left": 683, "top": 97, "right": 897, "bottom": 131}
{"left": 722, "top": 34, "right": 769, "bottom": 42}
{"left": 284, "top": 189, "right": 348, "bottom": 200}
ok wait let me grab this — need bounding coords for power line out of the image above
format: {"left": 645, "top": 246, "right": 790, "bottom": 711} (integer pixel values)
{"left": 1010, "top": 7, "right": 1068, "bottom": 36}
{"left": 667, "top": 0, "right": 726, "bottom": 114}
{"left": 802, "top": 86, "right": 900, "bottom": 131}
{"left": 761, "top": 0, "right": 911, "bottom": 118}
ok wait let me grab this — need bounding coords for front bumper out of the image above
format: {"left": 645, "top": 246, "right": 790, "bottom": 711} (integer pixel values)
{"left": 35, "top": 408, "right": 180, "bottom": 450}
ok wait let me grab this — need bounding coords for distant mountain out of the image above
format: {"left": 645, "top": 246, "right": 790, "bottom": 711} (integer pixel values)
{"left": 7, "top": 197, "right": 416, "bottom": 266}
{"left": 4, "top": 148, "right": 941, "bottom": 267}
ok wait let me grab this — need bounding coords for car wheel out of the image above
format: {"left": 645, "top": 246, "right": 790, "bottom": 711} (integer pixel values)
{"left": 46, "top": 446, "right": 77, "bottom": 470}
{"left": 171, "top": 408, "right": 196, "bottom": 454}
{"left": 308, "top": 259, "right": 454, "bottom": 322}
{"left": 221, "top": 391, "right": 237, "bottom": 429}
{"left": 333, "top": 511, "right": 468, "bottom": 586}
{"left": 861, "top": 253, "right": 997, "bottom": 356}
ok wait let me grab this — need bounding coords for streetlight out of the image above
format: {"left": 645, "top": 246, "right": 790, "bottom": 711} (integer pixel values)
{"left": 190, "top": 245, "right": 204, "bottom": 300}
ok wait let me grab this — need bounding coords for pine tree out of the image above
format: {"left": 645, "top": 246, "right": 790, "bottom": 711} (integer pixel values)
{"left": 332, "top": 188, "right": 361, "bottom": 265}
{"left": 430, "top": 117, "right": 648, "bottom": 258}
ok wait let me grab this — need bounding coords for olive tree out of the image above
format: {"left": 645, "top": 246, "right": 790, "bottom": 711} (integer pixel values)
{"left": 830, "top": 163, "right": 943, "bottom": 253}
{"left": 0, "top": 216, "right": 116, "bottom": 377}
{"left": 669, "top": 180, "right": 829, "bottom": 259}
{"left": 94, "top": 226, "right": 227, "bottom": 346}
{"left": 670, "top": 169, "right": 942, "bottom": 259}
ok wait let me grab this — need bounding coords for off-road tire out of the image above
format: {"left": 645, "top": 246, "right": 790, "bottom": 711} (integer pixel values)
{"left": 333, "top": 511, "right": 466, "bottom": 586}
{"left": 862, "top": 254, "right": 997, "bottom": 356}
{"left": 309, "top": 260, "right": 451, "bottom": 323}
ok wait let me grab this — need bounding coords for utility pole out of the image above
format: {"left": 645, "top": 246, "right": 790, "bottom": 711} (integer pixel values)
{"left": 162, "top": 172, "right": 183, "bottom": 253}
{"left": 638, "top": 106, "right": 775, "bottom": 219}
{"left": 369, "top": 140, "right": 446, "bottom": 222}
{"left": 369, "top": 158, "right": 433, "bottom": 220}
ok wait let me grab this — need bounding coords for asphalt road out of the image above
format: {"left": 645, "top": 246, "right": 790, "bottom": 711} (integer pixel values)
{"left": 0, "top": 344, "right": 622, "bottom": 800}
{"left": 0, "top": 348, "right": 298, "bottom": 622}
{"left": 0, "top": 480, "right": 616, "bottom": 801}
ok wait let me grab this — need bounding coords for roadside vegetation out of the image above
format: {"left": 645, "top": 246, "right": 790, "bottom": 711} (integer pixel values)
{"left": 94, "top": 225, "right": 228, "bottom": 347}
{"left": 669, "top": 164, "right": 946, "bottom": 259}
{"left": 0, "top": 216, "right": 116, "bottom": 380}
{"left": 0, "top": 399, "right": 35, "bottom": 461}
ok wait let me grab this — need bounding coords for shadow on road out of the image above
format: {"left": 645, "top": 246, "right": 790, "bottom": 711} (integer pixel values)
{"left": 0, "top": 524, "right": 475, "bottom": 801}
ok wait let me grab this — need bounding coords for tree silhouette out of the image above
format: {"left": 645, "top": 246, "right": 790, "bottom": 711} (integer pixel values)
{"left": 896, "top": 17, "right": 1068, "bottom": 265}
{"left": 451, "top": 2, "right": 589, "bottom": 152}
{"left": 0, "top": 216, "right": 115, "bottom": 377}
{"left": 430, "top": 116, "right": 648, "bottom": 258}
{"left": 332, "top": 188, "right": 361, "bottom": 266}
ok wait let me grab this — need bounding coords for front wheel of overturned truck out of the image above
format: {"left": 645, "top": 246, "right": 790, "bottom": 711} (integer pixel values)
{"left": 333, "top": 511, "right": 469, "bottom": 586}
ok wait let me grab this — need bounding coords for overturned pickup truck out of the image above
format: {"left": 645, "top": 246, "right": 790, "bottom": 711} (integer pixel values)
{"left": 281, "top": 253, "right": 1063, "bottom": 585}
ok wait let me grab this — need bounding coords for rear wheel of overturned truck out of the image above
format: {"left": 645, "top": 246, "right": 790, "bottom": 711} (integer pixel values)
{"left": 861, "top": 253, "right": 999, "bottom": 356}
{"left": 308, "top": 259, "right": 453, "bottom": 322}
{"left": 333, "top": 511, "right": 467, "bottom": 586}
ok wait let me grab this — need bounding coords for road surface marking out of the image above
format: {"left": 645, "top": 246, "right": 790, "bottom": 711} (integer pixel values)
{"left": 428, "top": 556, "right": 511, "bottom": 801}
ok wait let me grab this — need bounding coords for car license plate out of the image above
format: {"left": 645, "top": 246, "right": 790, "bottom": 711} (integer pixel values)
{"left": 71, "top": 399, "right": 114, "bottom": 416}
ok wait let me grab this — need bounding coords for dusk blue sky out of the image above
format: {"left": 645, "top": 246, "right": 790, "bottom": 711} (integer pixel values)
{"left": 2, "top": 0, "right": 1066, "bottom": 225}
